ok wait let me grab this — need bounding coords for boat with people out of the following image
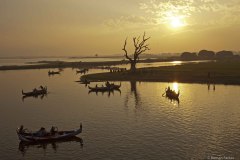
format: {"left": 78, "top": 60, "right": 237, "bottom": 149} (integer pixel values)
{"left": 164, "top": 86, "right": 180, "bottom": 99}
{"left": 88, "top": 82, "right": 121, "bottom": 91}
{"left": 22, "top": 86, "right": 47, "bottom": 97}
{"left": 105, "top": 81, "right": 121, "bottom": 89}
{"left": 48, "top": 70, "right": 60, "bottom": 75}
{"left": 17, "top": 124, "right": 82, "bottom": 142}
{"left": 88, "top": 85, "right": 114, "bottom": 91}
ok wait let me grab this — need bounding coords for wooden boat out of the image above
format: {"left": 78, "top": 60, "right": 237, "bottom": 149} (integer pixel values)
{"left": 17, "top": 124, "right": 82, "bottom": 142}
{"left": 105, "top": 82, "right": 121, "bottom": 89}
{"left": 48, "top": 71, "right": 60, "bottom": 75}
{"left": 88, "top": 86, "right": 114, "bottom": 91}
{"left": 22, "top": 87, "right": 47, "bottom": 97}
{"left": 165, "top": 89, "right": 180, "bottom": 99}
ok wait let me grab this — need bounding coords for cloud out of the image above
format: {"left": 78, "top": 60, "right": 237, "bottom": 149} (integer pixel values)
{"left": 104, "top": 0, "right": 240, "bottom": 30}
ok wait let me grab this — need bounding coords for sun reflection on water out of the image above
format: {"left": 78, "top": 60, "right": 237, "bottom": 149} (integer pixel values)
{"left": 172, "top": 82, "right": 179, "bottom": 92}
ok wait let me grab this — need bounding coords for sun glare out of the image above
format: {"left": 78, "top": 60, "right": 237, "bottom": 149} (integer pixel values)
{"left": 172, "top": 82, "right": 179, "bottom": 92}
{"left": 170, "top": 16, "right": 185, "bottom": 28}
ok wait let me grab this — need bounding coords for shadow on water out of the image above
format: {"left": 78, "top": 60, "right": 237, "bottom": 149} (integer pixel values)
{"left": 22, "top": 93, "right": 48, "bottom": 102}
{"left": 18, "top": 137, "right": 83, "bottom": 157}
{"left": 88, "top": 89, "right": 121, "bottom": 97}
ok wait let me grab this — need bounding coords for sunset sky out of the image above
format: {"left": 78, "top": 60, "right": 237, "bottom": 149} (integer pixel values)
{"left": 1, "top": 0, "right": 240, "bottom": 57}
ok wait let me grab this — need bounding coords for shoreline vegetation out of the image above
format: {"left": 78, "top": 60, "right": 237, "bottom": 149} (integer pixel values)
{"left": 1, "top": 57, "right": 240, "bottom": 85}
{"left": 82, "top": 60, "right": 240, "bottom": 85}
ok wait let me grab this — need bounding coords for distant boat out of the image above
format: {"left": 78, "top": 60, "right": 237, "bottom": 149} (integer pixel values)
{"left": 105, "top": 82, "right": 121, "bottom": 90}
{"left": 76, "top": 68, "right": 88, "bottom": 74}
{"left": 17, "top": 124, "right": 82, "bottom": 142}
{"left": 165, "top": 88, "right": 180, "bottom": 99}
{"left": 48, "top": 70, "right": 60, "bottom": 75}
{"left": 88, "top": 86, "right": 113, "bottom": 91}
{"left": 80, "top": 79, "right": 91, "bottom": 84}
{"left": 22, "top": 86, "right": 47, "bottom": 97}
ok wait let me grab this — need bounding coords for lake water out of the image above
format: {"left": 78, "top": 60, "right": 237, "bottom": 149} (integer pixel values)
{"left": 0, "top": 69, "right": 239, "bottom": 160}
{"left": 0, "top": 57, "right": 122, "bottom": 66}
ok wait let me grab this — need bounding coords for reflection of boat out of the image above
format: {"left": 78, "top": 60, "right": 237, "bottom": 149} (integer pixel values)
{"left": 19, "top": 137, "right": 83, "bottom": 155}
{"left": 165, "top": 96, "right": 180, "bottom": 104}
{"left": 17, "top": 124, "right": 82, "bottom": 142}
{"left": 22, "top": 87, "right": 47, "bottom": 97}
{"left": 22, "top": 93, "right": 47, "bottom": 102}
{"left": 88, "top": 88, "right": 121, "bottom": 97}
{"left": 88, "top": 86, "right": 114, "bottom": 91}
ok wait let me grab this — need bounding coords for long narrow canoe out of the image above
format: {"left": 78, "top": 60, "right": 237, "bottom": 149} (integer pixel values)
{"left": 17, "top": 124, "right": 82, "bottom": 142}
{"left": 22, "top": 88, "right": 47, "bottom": 97}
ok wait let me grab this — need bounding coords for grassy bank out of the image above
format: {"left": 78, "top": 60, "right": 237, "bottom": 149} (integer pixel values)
{"left": 82, "top": 60, "right": 240, "bottom": 85}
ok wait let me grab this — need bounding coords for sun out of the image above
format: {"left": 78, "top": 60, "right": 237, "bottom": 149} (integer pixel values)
{"left": 170, "top": 16, "right": 185, "bottom": 28}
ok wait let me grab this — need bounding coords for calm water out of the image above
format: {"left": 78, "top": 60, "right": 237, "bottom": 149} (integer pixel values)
{"left": 0, "top": 57, "right": 122, "bottom": 66}
{"left": 0, "top": 69, "right": 240, "bottom": 160}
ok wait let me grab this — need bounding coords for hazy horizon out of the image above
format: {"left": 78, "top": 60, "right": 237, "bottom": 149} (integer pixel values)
{"left": 1, "top": 0, "right": 240, "bottom": 57}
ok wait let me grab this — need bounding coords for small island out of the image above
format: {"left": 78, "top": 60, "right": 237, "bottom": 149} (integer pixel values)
{"left": 82, "top": 60, "right": 240, "bottom": 85}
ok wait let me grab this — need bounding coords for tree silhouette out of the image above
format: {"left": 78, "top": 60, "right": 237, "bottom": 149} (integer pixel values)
{"left": 122, "top": 32, "right": 150, "bottom": 72}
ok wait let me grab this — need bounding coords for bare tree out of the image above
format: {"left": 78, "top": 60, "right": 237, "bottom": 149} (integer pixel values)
{"left": 122, "top": 32, "right": 150, "bottom": 72}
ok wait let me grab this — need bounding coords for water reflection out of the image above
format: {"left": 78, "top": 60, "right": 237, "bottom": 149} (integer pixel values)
{"left": 88, "top": 89, "right": 121, "bottom": 97}
{"left": 22, "top": 94, "right": 48, "bottom": 102}
{"left": 208, "top": 83, "right": 216, "bottom": 91}
{"left": 19, "top": 137, "right": 83, "bottom": 156}
{"left": 124, "top": 81, "right": 142, "bottom": 109}
{"left": 172, "top": 82, "right": 179, "bottom": 93}
{"left": 165, "top": 96, "right": 180, "bottom": 105}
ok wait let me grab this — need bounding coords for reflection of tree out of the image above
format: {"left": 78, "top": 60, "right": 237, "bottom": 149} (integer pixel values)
{"left": 124, "top": 81, "right": 141, "bottom": 109}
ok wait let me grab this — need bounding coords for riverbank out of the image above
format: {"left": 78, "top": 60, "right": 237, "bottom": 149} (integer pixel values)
{"left": 82, "top": 60, "right": 240, "bottom": 85}
{"left": 0, "top": 58, "right": 179, "bottom": 71}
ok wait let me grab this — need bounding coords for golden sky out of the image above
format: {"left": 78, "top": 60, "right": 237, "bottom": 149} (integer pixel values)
{"left": 0, "top": 0, "right": 240, "bottom": 56}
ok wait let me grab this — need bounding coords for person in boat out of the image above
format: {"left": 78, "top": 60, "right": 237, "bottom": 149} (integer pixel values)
{"left": 37, "top": 127, "right": 47, "bottom": 137}
{"left": 106, "top": 81, "right": 110, "bottom": 87}
{"left": 18, "top": 125, "right": 27, "bottom": 134}
{"left": 50, "top": 126, "right": 57, "bottom": 135}
{"left": 166, "top": 86, "right": 171, "bottom": 92}
{"left": 39, "top": 85, "right": 44, "bottom": 90}
{"left": 33, "top": 88, "right": 37, "bottom": 93}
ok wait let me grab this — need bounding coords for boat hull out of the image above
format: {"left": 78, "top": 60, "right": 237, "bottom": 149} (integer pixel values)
{"left": 17, "top": 125, "right": 82, "bottom": 142}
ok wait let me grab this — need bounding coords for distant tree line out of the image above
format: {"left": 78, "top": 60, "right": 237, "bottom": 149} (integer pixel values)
{"left": 180, "top": 50, "right": 239, "bottom": 60}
